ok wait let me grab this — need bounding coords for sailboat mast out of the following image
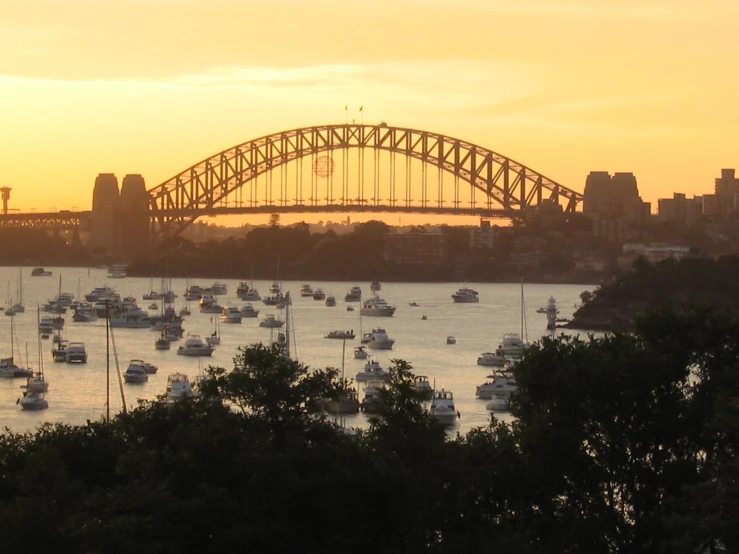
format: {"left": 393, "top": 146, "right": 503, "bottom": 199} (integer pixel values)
{"left": 106, "top": 304, "right": 110, "bottom": 423}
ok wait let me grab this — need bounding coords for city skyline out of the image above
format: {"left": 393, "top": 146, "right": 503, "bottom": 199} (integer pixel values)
{"left": 1, "top": 0, "right": 738, "bottom": 215}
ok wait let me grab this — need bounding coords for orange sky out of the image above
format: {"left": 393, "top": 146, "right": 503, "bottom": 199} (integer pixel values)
{"left": 1, "top": 0, "right": 738, "bottom": 219}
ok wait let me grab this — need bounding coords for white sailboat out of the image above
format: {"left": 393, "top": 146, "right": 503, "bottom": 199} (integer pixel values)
{"left": 18, "top": 309, "right": 49, "bottom": 410}
{"left": 11, "top": 268, "right": 24, "bottom": 313}
{"left": 206, "top": 316, "right": 221, "bottom": 346}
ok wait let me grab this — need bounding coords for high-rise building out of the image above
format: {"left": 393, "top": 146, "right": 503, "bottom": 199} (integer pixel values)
{"left": 583, "top": 171, "right": 648, "bottom": 242}
{"left": 715, "top": 169, "right": 739, "bottom": 196}
{"left": 119, "top": 174, "right": 151, "bottom": 260}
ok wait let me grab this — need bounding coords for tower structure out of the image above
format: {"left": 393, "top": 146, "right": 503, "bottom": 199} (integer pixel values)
{"left": 90, "top": 174, "right": 120, "bottom": 257}
{"left": 119, "top": 174, "right": 151, "bottom": 260}
{"left": 0, "top": 187, "right": 10, "bottom": 215}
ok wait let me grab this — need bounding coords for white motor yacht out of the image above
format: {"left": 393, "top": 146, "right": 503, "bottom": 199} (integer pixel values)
{"left": 38, "top": 317, "right": 55, "bottom": 335}
{"left": 259, "top": 314, "right": 284, "bottom": 328}
{"left": 477, "top": 351, "right": 508, "bottom": 367}
{"left": 486, "top": 394, "right": 510, "bottom": 411}
{"left": 344, "top": 286, "right": 362, "bottom": 302}
{"left": 124, "top": 365, "right": 148, "bottom": 384}
{"left": 184, "top": 285, "right": 204, "bottom": 301}
{"left": 220, "top": 306, "right": 243, "bottom": 324}
{"left": 299, "top": 284, "right": 313, "bottom": 297}
{"left": 430, "top": 389, "right": 459, "bottom": 426}
{"left": 129, "top": 359, "right": 158, "bottom": 374}
{"left": 177, "top": 334, "right": 215, "bottom": 356}
{"left": 413, "top": 375, "right": 433, "bottom": 398}
{"left": 110, "top": 308, "right": 150, "bottom": 329}
{"left": 240, "top": 304, "right": 260, "bottom": 318}
{"left": 497, "top": 333, "right": 527, "bottom": 357}
{"left": 269, "top": 281, "right": 281, "bottom": 294}
{"left": 72, "top": 303, "right": 98, "bottom": 322}
{"left": 65, "top": 342, "right": 88, "bottom": 363}
{"left": 360, "top": 380, "right": 386, "bottom": 413}
{"left": 236, "top": 281, "right": 251, "bottom": 299}
{"left": 361, "top": 328, "right": 395, "bottom": 350}
{"left": 360, "top": 295, "right": 396, "bottom": 317}
{"left": 164, "top": 373, "right": 196, "bottom": 403}
{"left": 24, "top": 372, "right": 49, "bottom": 394}
{"left": 18, "top": 391, "right": 48, "bottom": 410}
{"left": 476, "top": 370, "right": 517, "bottom": 399}
{"left": 355, "top": 358, "right": 392, "bottom": 382}
{"left": 312, "top": 289, "right": 326, "bottom": 301}
{"left": 211, "top": 282, "right": 228, "bottom": 296}
{"left": 451, "top": 286, "right": 479, "bottom": 303}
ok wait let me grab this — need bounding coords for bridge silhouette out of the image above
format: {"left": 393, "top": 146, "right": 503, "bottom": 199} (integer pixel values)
{"left": 0, "top": 123, "right": 583, "bottom": 241}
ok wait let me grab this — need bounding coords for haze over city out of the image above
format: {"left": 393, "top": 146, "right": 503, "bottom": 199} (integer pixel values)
{"left": 1, "top": 0, "right": 738, "bottom": 218}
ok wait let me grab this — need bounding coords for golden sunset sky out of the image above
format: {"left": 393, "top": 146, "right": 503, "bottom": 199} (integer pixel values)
{"left": 1, "top": 0, "right": 738, "bottom": 217}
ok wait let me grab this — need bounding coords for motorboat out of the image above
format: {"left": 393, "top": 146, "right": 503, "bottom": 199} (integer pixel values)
{"left": 409, "top": 302, "right": 420, "bottom": 307}
{"left": 211, "top": 282, "right": 228, "bottom": 296}
{"left": 38, "top": 317, "right": 55, "bottom": 334}
{"left": 240, "top": 304, "right": 260, "bottom": 318}
{"left": 370, "top": 280, "right": 381, "bottom": 292}
{"left": 85, "top": 286, "right": 116, "bottom": 303}
{"left": 360, "top": 295, "right": 396, "bottom": 317}
{"left": 124, "top": 365, "right": 148, "bottom": 384}
{"left": 0, "top": 357, "right": 33, "bottom": 378}
{"left": 148, "top": 303, "right": 159, "bottom": 310}
{"left": 497, "top": 332, "right": 527, "bottom": 357}
{"left": 299, "top": 284, "right": 313, "bottom": 297}
{"left": 355, "top": 358, "right": 392, "bottom": 382}
{"left": 312, "top": 289, "right": 326, "bottom": 301}
{"left": 18, "top": 391, "right": 48, "bottom": 410}
{"left": 164, "top": 373, "right": 196, "bottom": 403}
{"left": 31, "top": 267, "right": 52, "bottom": 277}
{"left": 110, "top": 308, "right": 150, "bottom": 328}
{"left": 324, "top": 330, "right": 355, "bottom": 340}
{"left": 344, "top": 286, "right": 362, "bottom": 302}
{"left": 476, "top": 370, "right": 517, "bottom": 399}
{"left": 486, "top": 394, "right": 510, "bottom": 411}
{"left": 177, "top": 334, "right": 215, "bottom": 356}
{"left": 65, "top": 342, "right": 88, "bottom": 363}
{"left": 143, "top": 291, "right": 162, "bottom": 300}
{"left": 477, "top": 351, "right": 507, "bottom": 367}
{"left": 155, "top": 335, "right": 171, "bottom": 350}
{"left": 446, "top": 336, "right": 456, "bottom": 345}
{"left": 325, "top": 295, "right": 336, "bottom": 307}
{"left": 52, "top": 316, "right": 64, "bottom": 330}
{"left": 451, "top": 286, "right": 479, "bottom": 303}
{"left": 263, "top": 292, "right": 287, "bottom": 306}
{"left": 220, "top": 306, "right": 243, "bottom": 324}
{"left": 346, "top": 306, "right": 354, "bottom": 312}
{"left": 421, "top": 315, "right": 428, "bottom": 320}
{"left": 361, "top": 328, "right": 395, "bottom": 350}
{"left": 129, "top": 359, "right": 158, "bottom": 374}
{"left": 236, "top": 281, "right": 251, "bottom": 299}
{"left": 199, "top": 294, "right": 222, "bottom": 313}
{"left": 413, "top": 375, "right": 433, "bottom": 398}
{"left": 322, "top": 388, "right": 360, "bottom": 414}
{"left": 353, "top": 345, "right": 368, "bottom": 359}
{"left": 72, "top": 303, "right": 98, "bottom": 322}
{"left": 184, "top": 285, "right": 204, "bottom": 301}
{"left": 430, "top": 389, "right": 459, "bottom": 426}
{"left": 259, "top": 314, "right": 284, "bottom": 328}
{"left": 269, "top": 281, "right": 281, "bottom": 294}
{"left": 243, "top": 288, "right": 261, "bottom": 302}
{"left": 360, "top": 380, "right": 385, "bottom": 413}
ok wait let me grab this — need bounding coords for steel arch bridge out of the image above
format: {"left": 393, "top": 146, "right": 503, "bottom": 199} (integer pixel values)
{"left": 149, "top": 123, "right": 583, "bottom": 238}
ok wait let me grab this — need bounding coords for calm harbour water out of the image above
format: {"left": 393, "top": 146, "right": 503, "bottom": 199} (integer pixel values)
{"left": 0, "top": 266, "right": 594, "bottom": 434}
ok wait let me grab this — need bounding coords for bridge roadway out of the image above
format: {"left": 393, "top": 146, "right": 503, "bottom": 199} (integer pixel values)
{"left": 0, "top": 204, "right": 518, "bottom": 230}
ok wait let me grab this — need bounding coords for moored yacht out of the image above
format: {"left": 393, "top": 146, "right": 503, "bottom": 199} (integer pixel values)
{"left": 259, "top": 314, "right": 284, "bottom": 328}
{"left": 240, "top": 303, "right": 260, "bottom": 318}
{"left": 211, "top": 282, "right": 228, "bottom": 296}
{"left": 177, "top": 334, "right": 215, "bottom": 356}
{"left": 18, "top": 391, "right": 48, "bottom": 410}
{"left": 325, "top": 295, "right": 336, "bottom": 307}
{"left": 236, "top": 281, "right": 251, "bottom": 298}
{"left": 129, "top": 359, "right": 158, "bottom": 374}
{"left": 110, "top": 308, "right": 150, "bottom": 328}
{"left": 370, "top": 280, "right": 381, "bottom": 292}
{"left": 477, "top": 351, "right": 507, "bottom": 367}
{"left": 451, "top": 286, "right": 479, "bottom": 303}
{"left": 184, "top": 285, "right": 204, "bottom": 301}
{"left": 72, "top": 303, "right": 98, "bottom": 322}
{"left": 353, "top": 345, "right": 368, "bottom": 359}
{"left": 269, "top": 281, "right": 281, "bottom": 294}
{"left": 476, "top": 369, "right": 517, "bottom": 399}
{"left": 312, "top": 288, "right": 326, "bottom": 301}
{"left": 360, "top": 380, "right": 386, "bottom": 413}
{"left": 360, "top": 295, "right": 396, "bottom": 317}
{"left": 344, "top": 286, "right": 362, "bottom": 302}
{"left": 31, "top": 267, "right": 52, "bottom": 277}
{"left": 361, "top": 328, "right": 395, "bottom": 350}
{"left": 65, "top": 342, "right": 88, "bottom": 363}
{"left": 164, "top": 373, "right": 196, "bottom": 403}
{"left": 430, "top": 389, "right": 459, "bottom": 426}
{"left": 355, "top": 357, "right": 392, "bottom": 382}
{"left": 220, "top": 306, "right": 243, "bottom": 324}
{"left": 486, "top": 394, "right": 510, "bottom": 411}
{"left": 299, "top": 284, "right": 313, "bottom": 297}
{"left": 124, "top": 365, "right": 148, "bottom": 384}
{"left": 0, "top": 357, "right": 33, "bottom": 378}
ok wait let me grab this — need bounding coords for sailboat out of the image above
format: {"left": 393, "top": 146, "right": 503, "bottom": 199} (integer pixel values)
{"left": 11, "top": 268, "right": 24, "bottom": 314}
{"left": 23, "top": 309, "right": 49, "bottom": 394}
{"left": 1, "top": 314, "right": 33, "bottom": 378}
{"left": 4, "top": 281, "right": 15, "bottom": 316}
{"left": 206, "top": 316, "right": 221, "bottom": 346}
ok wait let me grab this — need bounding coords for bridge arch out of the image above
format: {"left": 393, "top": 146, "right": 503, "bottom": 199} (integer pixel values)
{"left": 149, "top": 123, "right": 582, "bottom": 237}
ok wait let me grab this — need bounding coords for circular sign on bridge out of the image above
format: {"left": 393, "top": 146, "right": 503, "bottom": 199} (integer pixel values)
{"left": 313, "top": 155, "right": 335, "bottom": 178}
